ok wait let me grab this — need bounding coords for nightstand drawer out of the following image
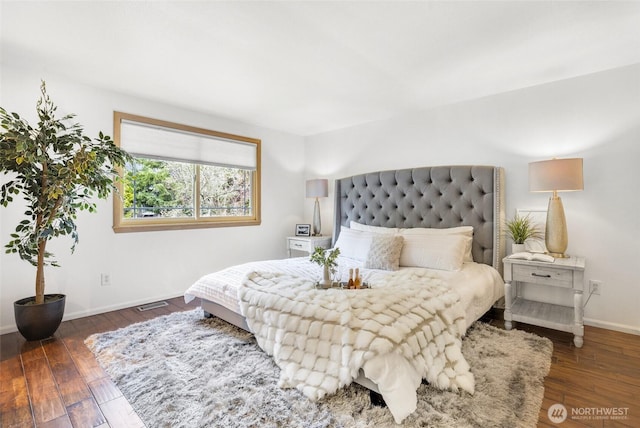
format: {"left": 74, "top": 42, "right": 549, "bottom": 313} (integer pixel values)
{"left": 286, "top": 236, "right": 332, "bottom": 257}
{"left": 288, "top": 239, "right": 310, "bottom": 252}
{"left": 512, "top": 264, "right": 573, "bottom": 288}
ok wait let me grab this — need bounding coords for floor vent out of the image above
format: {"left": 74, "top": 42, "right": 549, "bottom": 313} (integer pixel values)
{"left": 137, "top": 301, "right": 169, "bottom": 312}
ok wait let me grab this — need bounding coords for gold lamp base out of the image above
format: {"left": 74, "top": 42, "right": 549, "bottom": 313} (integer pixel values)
{"left": 312, "top": 198, "right": 322, "bottom": 236}
{"left": 545, "top": 193, "right": 569, "bottom": 258}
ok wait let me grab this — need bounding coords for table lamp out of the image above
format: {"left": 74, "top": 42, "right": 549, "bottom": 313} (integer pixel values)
{"left": 529, "top": 158, "right": 583, "bottom": 258}
{"left": 306, "top": 179, "right": 328, "bottom": 236}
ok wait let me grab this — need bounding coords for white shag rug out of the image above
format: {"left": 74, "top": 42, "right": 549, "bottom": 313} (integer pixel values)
{"left": 86, "top": 309, "right": 552, "bottom": 428}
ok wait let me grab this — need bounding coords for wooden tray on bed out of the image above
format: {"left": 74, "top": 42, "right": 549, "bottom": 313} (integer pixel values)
{"left": 315, "top": 282, "right": 370, "bottom": 290}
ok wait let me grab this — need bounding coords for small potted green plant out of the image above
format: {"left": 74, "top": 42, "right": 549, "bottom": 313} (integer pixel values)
{"left": 505, "top": 214, "right": 542, "bottom": 253}
{"left": 310, "top": 247, "right": 340, "bottom": 287}
{"left": 0, "top": 82, "right": 131, "bottom": 340}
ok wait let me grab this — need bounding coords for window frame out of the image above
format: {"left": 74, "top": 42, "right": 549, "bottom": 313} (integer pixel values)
{"left": 112, "top": 112, "right": 261, "bottom": 233}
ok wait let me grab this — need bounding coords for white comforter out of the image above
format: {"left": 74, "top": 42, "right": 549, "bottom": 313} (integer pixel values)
{"left": 238, "top": 269, "right": 475, "bottom": 424}
{"left": 184, "top": 256, "right": 504, "bottom": 329}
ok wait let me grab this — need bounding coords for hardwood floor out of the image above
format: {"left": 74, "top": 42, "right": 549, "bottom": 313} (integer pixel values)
{"left": 0, "top": 297, "right": 198, "bottom": 427}
{"left": 1, "top": 299, "right": 639, "bottom": 427}
{"left": 480, "top": 310, "right": 640, "bottom": 428}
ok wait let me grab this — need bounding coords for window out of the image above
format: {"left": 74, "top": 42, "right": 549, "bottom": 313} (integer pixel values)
{"left": 113, "top": 112, "right": 260, "bottom": 232}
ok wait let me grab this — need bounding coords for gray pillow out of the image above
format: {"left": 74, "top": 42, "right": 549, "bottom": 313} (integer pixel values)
{"left": 365, "top": 235, "right": 404, "bottom": 271}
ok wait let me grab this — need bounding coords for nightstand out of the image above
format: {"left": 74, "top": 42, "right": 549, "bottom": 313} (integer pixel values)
{"left": 503, "top": 256, "right": 586, "bottom": 348}
{"left": 286, "top": 236, "right": 332, "bottom": 257}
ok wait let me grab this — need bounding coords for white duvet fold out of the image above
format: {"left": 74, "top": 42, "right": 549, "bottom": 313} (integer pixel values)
{"left": 238, "top": 269, "right": 474, "bottom": 424}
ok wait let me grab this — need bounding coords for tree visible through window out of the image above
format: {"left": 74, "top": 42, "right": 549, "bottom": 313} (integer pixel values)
{"left": 113, "top": 112, "right": 261, "bottom": 232}
{"left": 199, "top": 164, "right": 252, "bottom": 217}
{"left": 123, "top": 159, "right": 194, "bottom": 218}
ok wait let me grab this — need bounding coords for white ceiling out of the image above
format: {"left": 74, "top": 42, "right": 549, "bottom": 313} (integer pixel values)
{"left": 2, "top": 1, "right": 640, "bottom": 136}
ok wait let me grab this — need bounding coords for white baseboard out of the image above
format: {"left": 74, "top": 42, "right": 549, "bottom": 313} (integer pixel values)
{"left": 3, "top": 298, "right": 637, "bottom": 338}
{"left": 583, "top": 317, "right": 640, "bottom": 336}
{"left": 0, "top": 292, "right": 186, "bottom": 336}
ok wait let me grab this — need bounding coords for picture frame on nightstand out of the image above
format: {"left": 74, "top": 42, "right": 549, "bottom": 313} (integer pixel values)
{"left": 295, "top": 224, "right": 311, "bottom": 237}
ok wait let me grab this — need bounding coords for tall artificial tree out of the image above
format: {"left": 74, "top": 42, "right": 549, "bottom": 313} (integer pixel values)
{"left": 0, "top": 82, "right": 130, "bottom": 304}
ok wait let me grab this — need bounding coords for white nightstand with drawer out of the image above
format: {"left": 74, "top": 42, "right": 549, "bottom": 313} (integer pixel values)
{"left": 503, "top": 256, "right": 586, "bottom": 347}
{"left": 286, "top": 236, "right": 332, "bottom": 257}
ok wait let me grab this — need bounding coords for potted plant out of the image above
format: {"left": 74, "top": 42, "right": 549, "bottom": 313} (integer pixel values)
{"left": 310, "top": 247, "right": 340, "bottom": 287}
{"left": 0, "top": 82, "right": 130, "bottom": 340}
{"left": 505, "top": 214, "right": 542, "bottom": 253}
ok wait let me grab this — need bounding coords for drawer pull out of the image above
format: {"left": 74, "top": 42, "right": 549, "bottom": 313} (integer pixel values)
{"left": 531, "top": 273, "right": 551, "bottom": 278}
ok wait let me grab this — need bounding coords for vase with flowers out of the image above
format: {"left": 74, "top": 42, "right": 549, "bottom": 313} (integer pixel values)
{"left": 310, "top": 247, "right": 340, "bottom": 287}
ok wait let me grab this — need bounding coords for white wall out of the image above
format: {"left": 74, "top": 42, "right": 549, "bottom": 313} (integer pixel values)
{"left": 0, "top": 65, "right": 306, "bottom": 333}
{"left": 305, "top": 64, "right": 640, "bottom": 334}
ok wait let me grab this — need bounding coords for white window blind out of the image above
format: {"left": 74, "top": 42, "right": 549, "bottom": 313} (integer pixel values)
{"left": 120, "top": 120, "right": 257, "bottom": 170}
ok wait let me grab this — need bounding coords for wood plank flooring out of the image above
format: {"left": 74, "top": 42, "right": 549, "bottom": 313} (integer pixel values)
{"left": 480, "top": 309, "right": 640, "bottom": 428}
{"left": 1, "top": 297, "right": 197, "bottom": 428}
{"left": 1, "top": 299, "right": 639, "bottom": 427}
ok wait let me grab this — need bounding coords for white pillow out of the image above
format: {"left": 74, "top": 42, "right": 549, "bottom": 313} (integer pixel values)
{"left": 399, "top": 233, "right": 471, "bottom": 271}
{"left": 399, "top": 226, "right": 474, "bottom": 262}
{"left": 334, "top": 227, "right": 374, "bottom": 262}
{"left": 365, "top": 235, "right": 404, "bottom": 271}
{"left": 350, "top": 221, "right": 399, "bottom": 235}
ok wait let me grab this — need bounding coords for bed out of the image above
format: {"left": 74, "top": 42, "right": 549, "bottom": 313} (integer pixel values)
{"left": 184, "top": 165, "right": 506, "bottom": 423}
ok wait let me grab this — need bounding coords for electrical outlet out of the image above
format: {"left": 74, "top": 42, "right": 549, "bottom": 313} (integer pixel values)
{"left": 101, "top": 273, "right": 111, "bottom": 287}
{"left": 589, "top": 280, "right": 602, "bottom": 295}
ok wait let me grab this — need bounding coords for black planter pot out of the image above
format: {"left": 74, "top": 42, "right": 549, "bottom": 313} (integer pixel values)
{"left": 14, "top": 294, "right": 66, "bottom": 341}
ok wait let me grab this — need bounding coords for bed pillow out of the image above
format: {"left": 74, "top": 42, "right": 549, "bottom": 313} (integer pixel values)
{"left": 398, "top": 233, "right": 471, "bottom": 271}
{"left": 350, "top": 221, "right": 399, "bottom": 235}
{"left": 399, "top": 226, "right": 474, "bottom": 262}
{"left": 334, "top": 227, "right": 374, "bottom": 262}
{"left": 365, "top": 234, "right": 404, "bottom": 271}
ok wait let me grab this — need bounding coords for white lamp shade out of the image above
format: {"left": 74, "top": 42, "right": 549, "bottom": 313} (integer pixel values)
{"left": 306, "top": 179, "right": 329, "bottom": 198}
{"left": 529, "top": 158, "right": 583, "bottom": 192}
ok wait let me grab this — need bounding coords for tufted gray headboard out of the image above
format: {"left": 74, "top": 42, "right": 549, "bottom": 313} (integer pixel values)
{"left": 333, "top": 165, "right": 505, "bottom": 273}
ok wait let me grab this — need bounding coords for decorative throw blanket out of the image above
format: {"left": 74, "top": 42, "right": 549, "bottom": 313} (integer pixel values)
{"left": 238, "top": 269, "right": 474, "bottom": 424}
